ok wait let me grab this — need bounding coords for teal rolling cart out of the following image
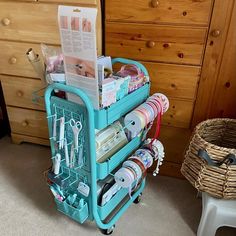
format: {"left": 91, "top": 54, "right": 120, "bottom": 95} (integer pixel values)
{"left": 45, "top": 58, "right": 150, "bottom": 234}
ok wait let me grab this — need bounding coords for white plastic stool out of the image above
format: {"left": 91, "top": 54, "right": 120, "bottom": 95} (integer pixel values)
{"left": 197, "top": 192, "right": 236, "bottom": 236}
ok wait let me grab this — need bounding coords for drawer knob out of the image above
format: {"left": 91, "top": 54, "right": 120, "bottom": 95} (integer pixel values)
{"left": 9, "top": 57, "right": 17, "bottom": 64}
{"left": 178, "top": 53, "right": 184, "bottom": 58}
{"left": 22, "top": 121, "right": 29, "bottom": 127}
{"left": 151, "top": 0, "right": 159, "bottom": 8}
{"left": 2, "top": 18, "right": 10, "bottom": 26}
{"left": 211, "top": 29, "right": 221, "bottom": 37}
{"left": 17, "top": 91, "right": 24, "bottom": 97}
{"left": 146, "top": 41, "right": 156, "bottom": 48}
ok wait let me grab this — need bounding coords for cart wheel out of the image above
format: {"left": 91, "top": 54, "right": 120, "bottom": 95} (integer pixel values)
{"left": 133, "top": 193, "right": 142, "bottom": 204}
{"left": 99, "top": 225, "right": 115, "bottom": 235}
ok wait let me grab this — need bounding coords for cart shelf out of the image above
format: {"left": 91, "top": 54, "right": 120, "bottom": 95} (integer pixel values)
{"left": 94, "top": 83, "right": 149, "bottom": 129}
{"left": 96, "top": 135, "right": 142, "bottom": 180}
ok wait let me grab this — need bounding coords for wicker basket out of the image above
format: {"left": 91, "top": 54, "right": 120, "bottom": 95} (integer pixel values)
{"left": 181, "top": 118, "right": 236, "bottom": 199}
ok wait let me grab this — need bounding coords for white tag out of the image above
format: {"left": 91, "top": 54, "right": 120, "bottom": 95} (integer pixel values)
{"left": 59, "top": 117, "right": 65, "bottom": 149}
{"left": 77, "top": 182, "right": 90, "bottom": 197}
{"left": 54, "top": 153, "right": 61, "bottom": 175}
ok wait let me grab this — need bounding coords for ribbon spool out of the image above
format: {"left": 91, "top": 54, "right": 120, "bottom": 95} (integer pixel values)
{"left": 149, "top": 93, "right": 169, "bottom": 115}
{"left": 143, "top": 139, "right": 164, "bottom": 160}
{"left": 124, "top": 93, "right": 169, "bottom": 136}
{"left": 143, "top": 139, "right": 165, "bottom": 176}
{"left": 123, "top": 160, "right": 143, "bottom": 180}
{"left": 116, "top": 64, "right": 145, "bottom": 93}
{"left": 114, "top": 158, "right": 146, "bottom": 192}
{"left": 115, "top": 138, "right": 165, "bottom": 195}
{"left": 134, "top": 149, "right": 154, "bottom": 169}
{"left": 129, "top": 157, "right": 147, "bottom": 178}
{"left": 114, "top": 167, "right": 136, "bottom": 188}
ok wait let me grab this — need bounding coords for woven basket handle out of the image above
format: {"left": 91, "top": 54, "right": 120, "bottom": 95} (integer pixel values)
{"left": 198, "top": 149, "right": 236, "bottom": 166}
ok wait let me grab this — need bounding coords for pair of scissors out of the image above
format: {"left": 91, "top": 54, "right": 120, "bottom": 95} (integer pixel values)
{"left": 70, "top": 119, "right": 82, "bottom": 152}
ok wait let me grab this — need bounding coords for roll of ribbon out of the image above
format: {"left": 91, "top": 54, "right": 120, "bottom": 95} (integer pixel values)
{"left": 143, "top": 139, "right": 164, "bottom": 160}
{"left": 123, "top": 160, "right": 142, "bottom": 181}
{"left": 129, "top": 157, "right": 147, "bottom": 178}
{"left": 134, "top": 149, "right": 154, "bottom": 169}
{"left": 124, "top": 110, "right": 146, "bottom": 135}
{"left": 124, "top": 93, "right": 169, "bottom": 137}
{"left": 151, "top": 93, "right": 169, "bottom": 114}
{"left": 114, "top": 167, "right": 136, "bottom": 188}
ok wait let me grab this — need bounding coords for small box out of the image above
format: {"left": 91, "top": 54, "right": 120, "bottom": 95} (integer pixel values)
{"left": 100, "top": 78, "right": 116, "bottom": 108}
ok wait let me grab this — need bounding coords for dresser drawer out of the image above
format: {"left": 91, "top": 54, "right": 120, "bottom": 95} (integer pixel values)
{"left": 7, "top": 107, "right": 48, "bottom": 139}
{"left": 0, "top": 41, "right": 44, "bottom": 78}
{"left": 0, "top": 2, "right": 60, "bottom": 44}
{"left": 149, "top": 125, "right": 191, "bottom": 163}
{"left": 106, "top": 23, "right": 207, "bottom": 65}
{"left": 144, "top": 62, "right": 200, "bottom": 100}
{"left": 30, "top": 0, "right": 97, "bottom": 4}
{"left": 106, "top": 0, "right": 213, "bottom": 26}
{"left": 161, "top": 99, "right": 194, "bottom": 128}
{"left": 1, "top": 75, "right": 45, "bottom": 111}
{"left": 0, "top": 2, "right": 98, "bottom": 44}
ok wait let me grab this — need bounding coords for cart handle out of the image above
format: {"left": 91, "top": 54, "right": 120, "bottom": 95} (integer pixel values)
{"left": 45, "top": 83, "right": 94, "bottom": 117}
{"left": 112, "top": 58, "right": 149, "bottom": 77}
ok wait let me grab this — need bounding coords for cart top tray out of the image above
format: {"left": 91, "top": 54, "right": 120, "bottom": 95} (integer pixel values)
{"left": 94, "top": 83, "right": 149, "bottom": 129}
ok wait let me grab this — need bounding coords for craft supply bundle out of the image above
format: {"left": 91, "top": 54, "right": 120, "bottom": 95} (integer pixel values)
{"left": 34, "top": 5, "right": 170, "bottom": 234}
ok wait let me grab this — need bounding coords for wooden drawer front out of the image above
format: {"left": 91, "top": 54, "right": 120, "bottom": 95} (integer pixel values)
{"left": 106, "top": 0, "right": 213, "bottom": 26}
{"left": 26, "top": 0, "right": 97, "bottom": 4}
{"left": 106, "top": 23, "right": 207, "bottom": 65}
{"left": 161, "top": 99, "right": 194, "bottom": 128}
{"left": 7, "top": 107, "right": 48, "bottom": 139}
{"left": 0, "top": 2, "right": 60, "bottom": 44}
{"left": 0, "top": 2, "right": 98, "bottom": 44}
{"left": 0, "top": 41, "right": 44, "bottom": 78}
{"left": 149, "top": 125, "right": 191, "bottom": 163}
{"left": 144, "top": 62, "right": 200, "bottom": 100}
{"left": 1, "top": 75, "right": 45, "bottom": 111}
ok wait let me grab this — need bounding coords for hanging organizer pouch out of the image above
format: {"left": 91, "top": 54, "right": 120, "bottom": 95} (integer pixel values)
{"left": 54, "top": 197, "right": 89, "bottom": 224}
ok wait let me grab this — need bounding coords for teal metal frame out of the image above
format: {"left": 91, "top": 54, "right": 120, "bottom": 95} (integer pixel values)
{"left": 44, "top": 58, "right": 149, "bottom": 230}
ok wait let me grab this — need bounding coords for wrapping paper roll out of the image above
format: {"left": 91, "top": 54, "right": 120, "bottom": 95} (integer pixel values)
{"left": 26, "top": 48, "right": 46, "bottom": 85}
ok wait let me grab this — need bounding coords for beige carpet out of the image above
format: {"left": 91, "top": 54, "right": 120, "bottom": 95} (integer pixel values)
{"left": 0, "top": 136, "right": 235, "bottom": 236}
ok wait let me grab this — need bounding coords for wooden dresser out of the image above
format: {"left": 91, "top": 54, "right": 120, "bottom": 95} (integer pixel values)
{"left": 0, "top": 0, "right": 101, "bottom": 145}
{"left": 105, "top": 0, "right": 214, "bottom": 177}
